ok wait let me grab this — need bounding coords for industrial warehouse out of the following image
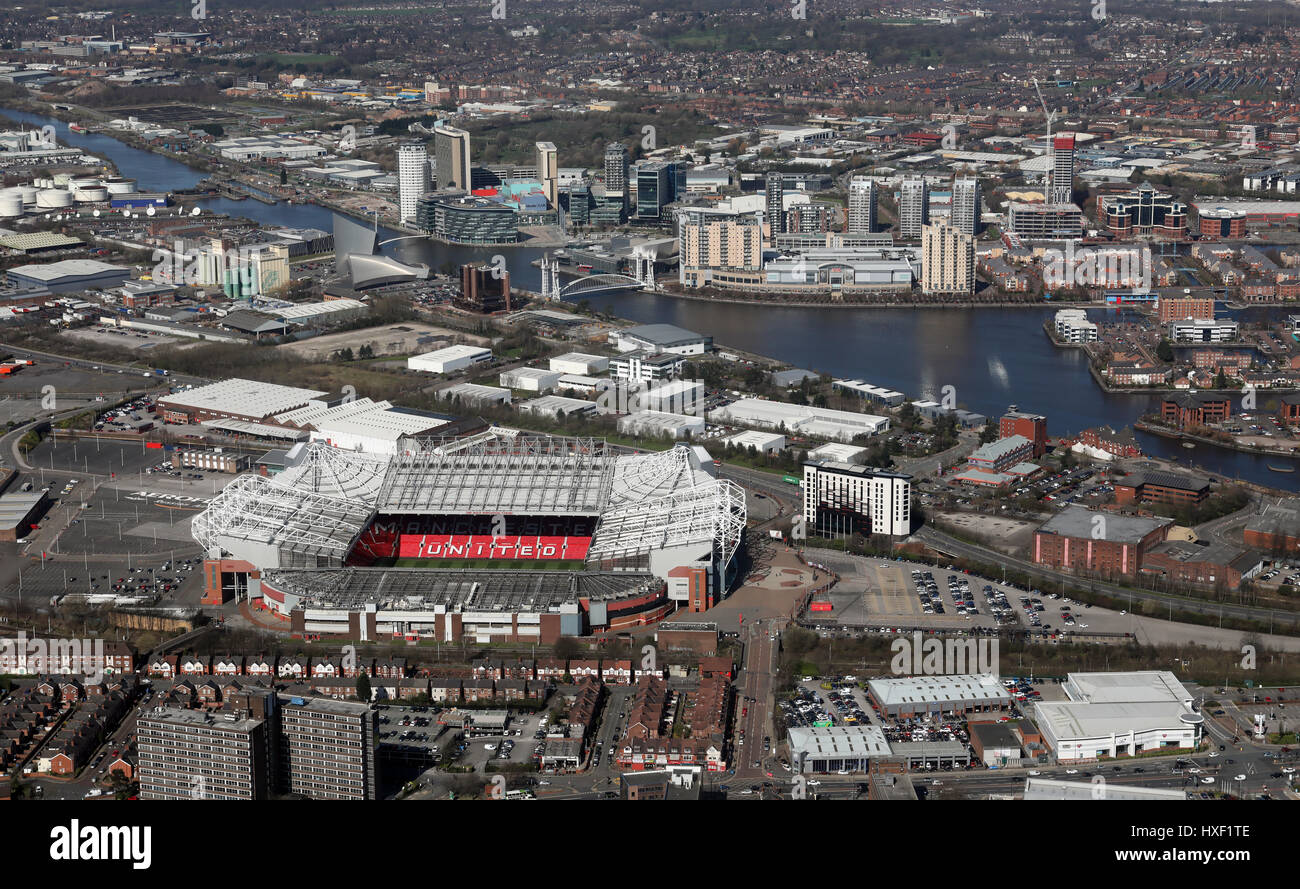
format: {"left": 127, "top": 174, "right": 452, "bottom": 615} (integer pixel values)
{"left": 1032, "top": 671, "right": 1204, "bottom": 763}
{"left": 192, "top": 433, "right": 746, "bottom": 640}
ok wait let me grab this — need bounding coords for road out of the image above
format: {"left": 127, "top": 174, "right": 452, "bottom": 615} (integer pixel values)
{"left": 733, "top": 616, "right": 780, "bottom": 784}
{"left": 0, "top": 343, "right": 209, "bottom": 388}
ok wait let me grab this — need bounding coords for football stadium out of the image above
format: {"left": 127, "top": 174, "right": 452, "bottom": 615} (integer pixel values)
{"left": 193, "top": 431, "right": 747, "bottom": 642}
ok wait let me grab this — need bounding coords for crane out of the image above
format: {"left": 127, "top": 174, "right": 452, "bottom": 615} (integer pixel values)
{"left": 1033, "top": 77, "right": 1058, "bottom": 196}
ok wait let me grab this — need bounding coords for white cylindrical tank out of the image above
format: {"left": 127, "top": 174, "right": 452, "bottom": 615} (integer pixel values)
{"left": 104, "top": 178, "right": 136, "bottom": 194}
{"left": 73, "top": 186, "right": 108, "bottom": 203}
{"left": 17, "top": 185, "right": 38, "bottom": 204}
{"left": 0, "top": 193, "right": 24, "bottom": 217}
{"left": 36, "top": 188, "right": 73, "bottom": 209}
{"left": 69, "top": 176, "right": 101, "bottom": 189}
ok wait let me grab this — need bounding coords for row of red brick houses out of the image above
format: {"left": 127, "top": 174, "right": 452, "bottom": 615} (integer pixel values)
{"left": 138, "top": 673, "right": 552, "bottom": 706}
{"left": 0, "top": 639, "right": 135, "bottom": 677}
{"left": 38, "top": 677, "right": 138, "bottom": 775}
{"left": 146, "top": 653, "right": 410, "bottom": 680}
{"left": 145, "top": 653, "right": 672, "bottom": 684}
{"left": 0, "top": 687, "right": 60, "bottom": 775}
{"left": 615, "top": 674, "right": 732, "bottom": 773}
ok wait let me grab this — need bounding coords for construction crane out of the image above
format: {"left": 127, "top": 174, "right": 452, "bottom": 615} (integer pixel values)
{"left": 1033, "top": 77, "right": 1058, "bottom": 195}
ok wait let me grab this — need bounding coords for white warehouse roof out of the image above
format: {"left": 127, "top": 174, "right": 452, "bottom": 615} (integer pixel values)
{"left": 1062, "top": 671, "right": 1191, "bottom": 706}
{"left": 162, "top": 378, "right": 326, "bottom": 419}
{"left": 867, "top": 674, "right": 1011, "bottom": 709}
{"left": 710, "top": 398, "right": 888, "bottom": 442}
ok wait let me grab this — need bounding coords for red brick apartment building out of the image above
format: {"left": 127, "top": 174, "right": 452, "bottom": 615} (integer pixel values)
{"left": 1075, "top": 425, "right": 1142, "bottom": 458}
{"left": 1282, "top": 394, "right": 1300, "bottom": 426}
{"left": 1160, "top": 393, "right": 1232, "bottom": 429}
{"left": 1158, "top": 295, "right": 1216, "bottom": 323}
{"left": 1141, "top": 541, "right": 1262, "bottom": 589}
{"left": 1113, "top": 470, "right": 1210, "bottom": 507}
{"left": 999, "top": 408, "right": 1048, "bottom": 457}
{"left": 1033, "top": 506, "right": 1173, "bottom": 577}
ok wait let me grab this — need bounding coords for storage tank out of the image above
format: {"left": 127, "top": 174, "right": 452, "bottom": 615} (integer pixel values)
{"left": 0, "top": 191, "right": 24, "bottom": 218}
{"left": 104, "top": 177, "right": 136, "bottom": 195}
{"left": 36, "top": 188, "right": 73, "bottom": 209}
{"left": 73, "top": 186, "right": 108, "bottom": 203}
{"left": 69, "top": 176, "right": 101, "bottom": 189}
{"left": 17, "top": 185, "right": 38, "bottom": 205}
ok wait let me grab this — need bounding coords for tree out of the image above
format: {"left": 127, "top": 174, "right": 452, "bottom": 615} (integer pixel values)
{"left": 1156, "top": 338, "right": 1175, "bottom": 363}
{"left": 553, "top": 636, "right": 581, "bottom": 661}
{"left": 356, "top": 671, "right": 372, "bottom": 703}
{"left": 978, "top": 419, "right": 998, "bottom": 444}
{"left": 279, "top": 167, "right": 288, "bottom": 186}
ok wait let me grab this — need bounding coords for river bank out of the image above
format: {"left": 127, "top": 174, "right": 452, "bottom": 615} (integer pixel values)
{"left": 1134, "top": 419, "right": 1300, "bottom": 461}
{"left": 643, "top": 284, "right": 1058, "bottom": 309}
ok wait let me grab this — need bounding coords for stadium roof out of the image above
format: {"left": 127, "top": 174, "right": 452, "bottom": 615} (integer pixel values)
{"left": 376, "top": 435, "right": 615, "bottom": 516}
{"left": 192, "top": 434, "right": 746, "bottom": 576}
{"left": 192, "top": 474, "right": 373, "bottom": 566}
{"left": 273, "top": 440, "right": 390, "bottom": 503}
{"left": 593, "top": 449, "right": 745, "bottom": 571}
{"left": 263, "top": 567, "right": 659, "bottom": 611}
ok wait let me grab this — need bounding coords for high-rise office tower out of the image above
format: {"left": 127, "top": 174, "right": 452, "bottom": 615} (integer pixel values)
{"left": 951, "top": 176, "right": 981, "bottom": 236}
{"left": 397, "top": 141, "right": 430, "bottom": 224}
{"left": 636, "top": 161, "right": 676, "bottom": 220}
{"left": 847, "top": 177, "right": 878, "bottom": 234}
{"left": 765, "top": 172, "right": 785, "bottom": 243}
{"left": 899, "top": 176, "right": 930, "bottom": 239}
{"left": 921, "top": 221, "right": 975, "bottom": 295}
{"left": 1050, "top": 133, "right": 1076, "bottom": 204}
{"left": 434, "top": 123, "right": 472, "bottom": 192}
{"left": 535, "top": 141, "right": 558, "bottom": 208}
{"left": 279, "top": 696, "right": 378, "bottom": 800}
{"left": 604, "top": 142, "right": 629, "bottom": 213}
